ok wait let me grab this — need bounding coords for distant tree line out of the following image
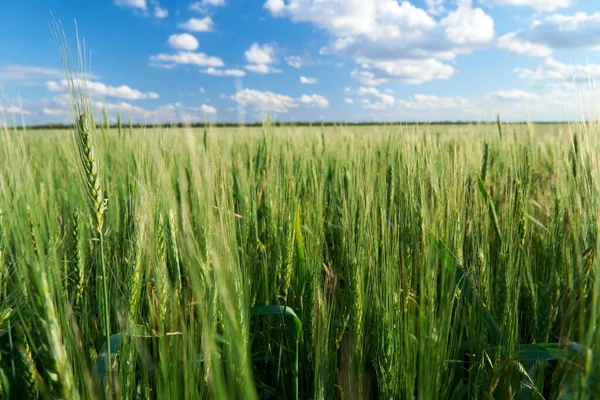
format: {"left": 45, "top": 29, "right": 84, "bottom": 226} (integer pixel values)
{"left": 12, "top": 120, "right": 574, "bottom": 130}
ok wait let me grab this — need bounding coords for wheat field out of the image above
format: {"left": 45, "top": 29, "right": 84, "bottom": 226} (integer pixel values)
{"left": 2, "top": 112, "right": 600, "bottom": 399}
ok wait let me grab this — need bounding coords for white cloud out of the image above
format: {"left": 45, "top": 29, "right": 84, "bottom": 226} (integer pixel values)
{"left": 245, "top": 64, "right": 282, "bottom": 74}
{"left": 244, "top": 43, "right": 281, "bottom": 74}
{"left": 425, "top": 0, "right": 446, "bottom": 15}
{"left": 356, "top": 86, "right": 395, "bottom": 109}
{"left": 300, "top": 76, "right": 318, "bottom": 84}
{"left": 42, "top": 108, "right": 67, "bottom": 116}
{"left": 230, "top": 89, "right": 331, "bottom": 116}
{"left": 190, "top": 2, "right": 204, "bottom": 12}
{"left": 482, "top": 0, "right": 573, "bottom": 12}
{"left": 7, "top": 95, "right": 223, "bottom": 125}
{"left": 190, "top": 0, "right": 226, "bottom": 13}
{"left": 515, "top": 57, "right": 600, "bottom": 85}
{"left": 486, "top": 90, "right": 540, "bottom": 102}
{"left": 115, "top": 0, "right": 168, "bottom": 18}
{"left": 0, "top": 105, "right": 31, "bottom": 115}
{"left": 264, "top": 0, "right": 286, "bottom": 15}
{"left": 231, "top": 88, "right": 297, "bottom": 113}
{"left": 88, "top": 101, "right": 217, "bottom": 124}
{"left": 350, "top": 70, "right": 387, "bottom": 86}
{"left": 178, "top": 17, "right": 215, "bottom": 32}
{"left": 200, "top": 104, "right": 217, "bottom": 114}
{"left": 497, "top": 32, "right": 551, "bottom": 57}
{"left": 154, "top": 4, "right": 168, "bottom": 18}
{"left": 45, "top": 79, "right": 159, "bottom": 100}
{"left": 168, "top": 33, "right": 199, "bottom": 51}
{"left": 267, "top": 0, "right": 434, "bottom": 38}
{"left": 441, "top": 2, "right": 494, "bottom": 46}
{"left": 286, "top": 56, "right": 305, "bottom": 68}
{"left": 299, "top": 94, "right": 329, "bottom": 107}
{"left": 352, "top": 58, "right": 454, "bottom": 85}
{"left": 201, "top": 0, "right": 225, "bottom": 5}
{"left": 44, "top": 81, "right": 62, "bottom": 92}
{"left": 201, "top": 67, "right": 246, "bottom": 77}
{"left": 95, "top": 100, "right": 156, "bottom": 117}
{"left": 397, "top": 94, "right": 473, "bottom": 110}
{"left": 189, "top": 104, "right": 217, "bottom": 114}
{"left": 0, "top": 65, "right": 79, "bottom": 82}
{"left": 149, "top": 51, "right": 224, "bottom": 68}
{"left": 199, "top": 87, "right": 205, "bottom": 93}
{"left": 499, "top": 12, "right": 600, "bottom": 56}
{"left": 264, "top": 0, "right": 494, "bottom": 85}
{"left": 114, "top": 0, "right": 147, "bottom": 10}
{"left": 344, "top": 98, "right": 354, "bottom": 103}
{"left": 245, "top": 43, "right": 276, "bottom": 65}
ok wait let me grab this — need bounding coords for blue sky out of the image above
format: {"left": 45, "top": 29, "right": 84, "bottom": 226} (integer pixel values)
{"left": 1, "top": 0, "right": 599, "bottom": 124}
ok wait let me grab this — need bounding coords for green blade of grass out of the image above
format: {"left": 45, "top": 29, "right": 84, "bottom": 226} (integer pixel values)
{"left": 295, "top": 203, "right": 307, "bottom": 299}
{"left": 250, "top": 305, "right": 303, "bottom": 341}
{"left": 429, "top": 229, "right": 502, "bottom": 346}
{"left": 485, "top": 342, "right": 583, "bottom": 362}
{"left": 476, "top": 172, "right": 502, "bottom": 243}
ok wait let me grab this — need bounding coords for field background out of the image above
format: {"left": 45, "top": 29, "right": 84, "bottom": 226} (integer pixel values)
{"left": 2, "top": 120, "right": 600, "bottom": 399}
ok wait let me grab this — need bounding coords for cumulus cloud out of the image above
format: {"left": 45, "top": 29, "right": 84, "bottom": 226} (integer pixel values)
{"left": 0, "top": 105, "right": 31, "bottom": 115}
{"left": 94, "top": 100, "right": 147, "bottom": 114}
{"left": 189, "top": 0, "right": 225, "bottom": 13}
{"left": 200, "top": 104, "right": 217, "bottom": 114}
{"left": 195, "top": 0, "right": 225, "bottom": 7}
{"left": 481, "top": 0, "right": 573, "bottom": 12}
{"left": 397, "top": 94, "right": 473, "bottom": 110}
{"left": 114, "top": 0, "right": 147, "bottom": 10}
{"left": 499, "top": 12, "right": 600, "bottom": 56}
{"left": 201, "top": 67, "right": 246, "bottom": 77}
{"left": 230, "top": 88, "right": 330, "bottom": 117}
{"left": 244, "top": 43, "right": 282, "bottom": 74}
{"left": 299, "top": 94, "right": 329, "bottom": 107}
{"left": 245, "top": 64, "right": 282, "bottom": 74}
{"left": 350, "top": 70, "right": 386, "bottom": 86}
{"left": 154, "top": 5, "right": 168, "bottom": 18}
{"left": 264, "top": 0, "right": 286, "bottom": 15}
{"left": 189, "top": 104, "right": 218, "bottom": 114}
{"left": 0, "top": 65, "right": 93, "bottom": 82}
{"left": 344, "top": 98, "right": 354, "bottom": 103}
{"left": 42, "top": 108, "right": 67, "bottom": 116}
{"left": 149, "top": 51, "right": 224, "bottom": 68}
{"left": 285, "top": 56, "right": 305, "bottom": 68}
{"left": 167, "top": 33, "right": 199, "bottom": 51}
{"left": 497, "top": 33, "right": 551, "bottom": 57}
{"left": 441, "top": 2, "right": 494, "bottom": 45}
{"left": 264, "top": 0, "right": 495, "bottom": 84}
{"left": 356, "top": 86, "right": 395, "bottom": 110}
{"left": 352, "top": 58, "right": 454, "bottom": 85}
{"left": 300, "top": 76, "right": 318, "bottom": 84}
{"left": 115, "top": 0, "right": 168, "bottom": 18}
{"left": 425, "top": 0, "right": 446, "bottom": 15}
{"left": 515, "top": 58, "right": 600, "bottom": 85}
{"left": 86, "top": 100, "right": 216, "bottom": 124}
{"left": 3, "top": 95, "right": 222, "bottom": 125}
{"left": 486, "top": 90, "right": 540, "bottom": 102}
{"left": 231, "top": 88, "right": 297, "bottom": 113}
{"left": 45, "top": 79, "right": 159, "bottom": 100}
{"left": 178, "top": 17, "right": 215, "bottom": 32}
{"left": 245, "top": 42, "right": 275, "bottom": 64}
